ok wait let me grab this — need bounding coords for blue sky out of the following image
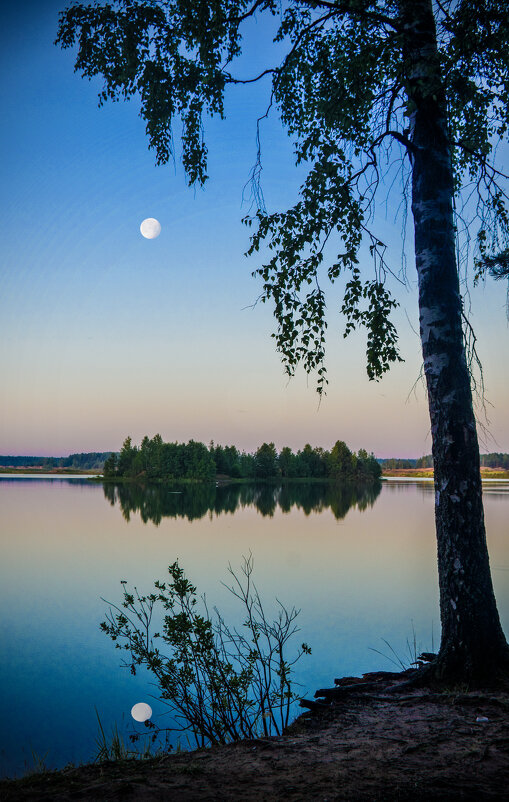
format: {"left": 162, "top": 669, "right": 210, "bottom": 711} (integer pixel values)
{"left": 1, "top": 0, "right": 508, "bottom": 458}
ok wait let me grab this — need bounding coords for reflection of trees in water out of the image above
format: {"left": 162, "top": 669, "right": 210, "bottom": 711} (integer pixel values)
{"left": 102, "top": 481, "right": 381, "bottom": 525}
{"left": 277, "top": 482, "right": 380, "bottom": 518}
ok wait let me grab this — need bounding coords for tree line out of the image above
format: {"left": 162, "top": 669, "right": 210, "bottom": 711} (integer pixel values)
{"left": 103, "top": 435, "right": 382, "bottom": 483}
{"left": 380, "top": 454, "right": 509, "bottom": 470}
{"left": 3, "top": 449, "right": 507, "bottom": 474}
{"left": 480, "top": 453, "right": 509, "bottom": 470}
{"left": 0, "top": 452, "right": 112, "bottom": 470}
{"left": 380, "top": 456, "right": 434, "bottom": 470}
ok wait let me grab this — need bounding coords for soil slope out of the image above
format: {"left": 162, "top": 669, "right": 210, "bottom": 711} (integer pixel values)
{"left": 2, "top": 674, "right": 508, "bottom": 801}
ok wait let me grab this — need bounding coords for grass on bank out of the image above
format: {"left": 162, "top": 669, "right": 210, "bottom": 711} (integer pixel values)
{"left": 382, "top": 467, "right": 509, "bottom": 479}
{"left": 93, "top": 709, "right": 171, "bottom": 763}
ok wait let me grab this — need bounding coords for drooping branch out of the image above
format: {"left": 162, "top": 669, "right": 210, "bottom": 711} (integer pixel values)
{"left": 224, "top": 9, "right": 337, "bottom": 84}
{"left": 297, "top": 0, "right": 400, "bottom": 31}
{"left": 456, "top": 141, "right": 509, "bottom": 183}
{"left": 224, "top": 67, "right": 276, "bottom": 84}
{"left": 225, "top": 0, "right": 268, "bottom": 25}
{"left": 243, "top": 93, "right": 274, "bottom": 212}
{"left": 482, "top": 249, "right": 509, "bottom": 278}
{"left": 476, "top": 249, "right": 509, "bottom": 319}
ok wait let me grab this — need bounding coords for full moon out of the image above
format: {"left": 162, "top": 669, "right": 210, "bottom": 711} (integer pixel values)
{"left": 131, "top": 702, "right": 153, "bottom": 722}
{"left": 140, "top": 218, "right": 161, "bottom": 239}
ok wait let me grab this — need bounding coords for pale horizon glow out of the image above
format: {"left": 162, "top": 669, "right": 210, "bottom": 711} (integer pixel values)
{"left": 0, "top": 1, "right": 508, "bottom": 460}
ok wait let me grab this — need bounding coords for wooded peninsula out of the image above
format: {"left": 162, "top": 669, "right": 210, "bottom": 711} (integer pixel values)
{"left": 103, "top": 435, "right": 382, "bottom": 482}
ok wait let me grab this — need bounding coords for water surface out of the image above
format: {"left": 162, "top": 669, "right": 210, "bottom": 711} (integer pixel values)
{"left": 0, "top": 477, "right": 507, "bottom": 777}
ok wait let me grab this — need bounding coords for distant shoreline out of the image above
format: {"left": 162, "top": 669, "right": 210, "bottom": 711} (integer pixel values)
{"left": 0, "top": 467, "right": 101, "bottom": 475}
{"left": 382, "top": 467, "right": 509, "bottom": 479}
{"left": 2, "top": 466, "right": 509, "bottom": 480}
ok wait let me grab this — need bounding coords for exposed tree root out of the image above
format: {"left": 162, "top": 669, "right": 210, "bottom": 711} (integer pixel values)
{"left": 301, "top": 650, "right": 509, "bottom": 713}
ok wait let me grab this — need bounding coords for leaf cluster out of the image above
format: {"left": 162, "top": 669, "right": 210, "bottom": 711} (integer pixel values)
{"left": 56, "top": 1, "right": 267, "bottom": 182}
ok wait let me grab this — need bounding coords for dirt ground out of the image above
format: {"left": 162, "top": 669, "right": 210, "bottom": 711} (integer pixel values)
{"left": 2, "top": 674, "right": 508, "bottom": 801}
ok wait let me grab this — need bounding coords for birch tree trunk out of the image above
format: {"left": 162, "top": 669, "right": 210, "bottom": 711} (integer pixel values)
{"left": 401, "top": 0, "right": 509, "bottom": 684}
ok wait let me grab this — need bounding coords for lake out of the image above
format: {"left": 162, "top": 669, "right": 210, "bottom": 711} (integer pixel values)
{"left": 1, "top": 476, "right": 507, "bottom": 777}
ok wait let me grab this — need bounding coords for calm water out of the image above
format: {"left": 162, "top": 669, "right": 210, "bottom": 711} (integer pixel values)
{"left": 0, "top": 477, "right": 507, "bottom": 777}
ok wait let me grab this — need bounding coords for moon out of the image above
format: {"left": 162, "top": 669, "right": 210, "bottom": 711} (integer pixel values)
{"left": 131, "top": 702, "right": 153, "bottom": 722}
{"left": 140, "top": 218, "right": 161, "bottom": 239}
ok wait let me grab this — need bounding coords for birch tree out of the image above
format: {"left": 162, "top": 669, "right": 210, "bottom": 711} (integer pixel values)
{"left": 56, "top": 0, "right": 509, "bottom": 685}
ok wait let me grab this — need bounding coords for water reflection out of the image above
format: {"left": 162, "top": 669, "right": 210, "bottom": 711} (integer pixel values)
{"left": 102, "top": 480, "right": 382, "bottom": 524}
{"left": 1, "top": 477, "right": 507, "bottom": 777}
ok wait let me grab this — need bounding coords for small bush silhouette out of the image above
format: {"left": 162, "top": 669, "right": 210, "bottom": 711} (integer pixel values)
{"left": 101, "top": 555, "right": 310, "bottom": 747}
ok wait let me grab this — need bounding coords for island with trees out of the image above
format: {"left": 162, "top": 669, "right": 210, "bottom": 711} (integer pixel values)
{"left": 103, "top": 434, "right": 382, "bottom": 483}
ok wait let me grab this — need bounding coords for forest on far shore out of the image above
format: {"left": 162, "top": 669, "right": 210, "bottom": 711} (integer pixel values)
{"left": 0, "top": 452, "right": 112, "bottom": 470}
{"left": 1, "top": 449, "right": 508, "bottom": 475}
{"left": 379, "top": 453, "right": 509, "bottom": 470}
{"left": 103, "top": 435, "right": 382, "bottom": 483}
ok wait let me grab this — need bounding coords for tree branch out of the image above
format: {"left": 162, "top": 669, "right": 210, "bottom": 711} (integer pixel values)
{"left": 224, "top": 67, "right": 275, "bottom": 84}
{"left": 225, "top": 8, "right": 335, "bottom": 85}
{"left": 455, "top": 141, "right": 509, "bottom": 182}
{"left": 225, "top": 0, "right": 267, "bottom": 25}
{"left": 297, "top": 0, "right": 400, "bottom": 31}
{"left": 373, "top": 129, "right": 416, "bottom": 155}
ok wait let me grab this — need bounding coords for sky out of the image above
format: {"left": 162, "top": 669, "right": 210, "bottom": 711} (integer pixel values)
{"left": 1, "top": 1, "right": 508, "bottom": 459}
